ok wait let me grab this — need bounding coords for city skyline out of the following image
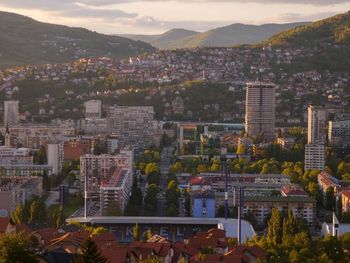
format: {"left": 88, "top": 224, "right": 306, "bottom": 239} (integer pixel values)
{"left": 0, "top": 1, "right": 349, "bottom": 34}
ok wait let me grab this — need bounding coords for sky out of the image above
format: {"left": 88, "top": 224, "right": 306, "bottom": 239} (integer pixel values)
{"left": 0, "top": 0, "right": 350, "bottom": 34}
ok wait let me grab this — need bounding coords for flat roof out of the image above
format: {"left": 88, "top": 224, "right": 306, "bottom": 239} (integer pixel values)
{"left": 67, "top": 216, "right": 247, "bottom": 225}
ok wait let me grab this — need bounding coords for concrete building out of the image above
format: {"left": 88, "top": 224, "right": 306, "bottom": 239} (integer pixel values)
{"left": 63, "top": 138, "right": 93, "bottom": 161}
{"left": 305, "top": 143, "right": 325, "bottom": 171}
{"left": 3, "top": 100, "right": 19, "bottom": 125}
{"left": 243, "top": 196, "right": 316, "bottom": 226}
{"left": 192, "top": 191, "right": 216, "bottom": 218}
{"left": 107, "top": 106, "right": 158, "bottom": 150}
{"left": 0, "top": 146, "right": 33, "bottom": 165}
{"left": 307, "top": 105, "right": 326, "bottom": 144}
{"left": 341, "top": 190, "right": 350, "bottom": 213}
{"left": 245, "top": 82, "right": 275, "bottom": 142}
{"left": 100, "top": 168, "right": 133, "bottom": 214}
{"left": 0, "top": 176, "right": 43, "bottom": 217}
{"left": 85, "top": 100, "right": 102, "bottom": 119}
{"left": 328, "top": 119, "right": 350, "bottom": 147}
{"left": 47, "top": 143, "right": 64, "bottom": 175}
{"left": 80, "top": 148, "right": 134, "bottom": 198}
{"left": 107, "top": 135, "right": 119, "bottom": 155}
{"left": 0, "top": 164, "right": 53, "bottom": 177}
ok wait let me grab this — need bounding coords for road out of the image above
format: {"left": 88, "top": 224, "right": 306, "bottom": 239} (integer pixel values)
{"left": 45, "top": 190, "right": 59, "bottom": 206}
{"left": 156, "top": 146, "right": 173, "bottom": 216}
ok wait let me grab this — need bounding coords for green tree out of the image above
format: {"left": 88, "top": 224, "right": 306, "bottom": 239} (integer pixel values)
{"left": 52, "top": 205, "right": 64, "bottom": 229}
{"left": 267, "top": 208, "right": 283, "bottom": 245}
{"left": 133, "top": 223, "right": 141, "bottom": 241}
{"left": 11, "top": 204, "right": 24, "bottom": 224}
{"left": 0, "top": 233, "right": 39, "bottom": 263}
{"left": 73, "top": 237, "right": 108, "bottom": 263}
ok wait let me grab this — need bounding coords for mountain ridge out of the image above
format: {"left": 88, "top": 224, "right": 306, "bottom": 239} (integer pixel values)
{"left": 120, "top": 22, "right": 309, "bottom": 49}
{"left": 0, "top": 11, "right": 155, "bottom": 68}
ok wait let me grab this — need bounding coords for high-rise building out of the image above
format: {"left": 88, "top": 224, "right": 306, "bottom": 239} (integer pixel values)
{"left": 307, "top": 105, "right": 326, "bottom": 144}
{"left": 305, "top": 106, "right": 326, "bottom": 171}
{"left": 305, "top": 143, "right": 325, "bottom": 171}
{"left": 84, "top": 100, "right": 102, "bottom": 119}
{"left": 245, "top": 82, "right": 275, "bottom": 142}
{"left": 3, "top": 100, "right": 19, "bottom": 125}
{"left": 47, "top": 143, "right": 64, "bottom": 175}
{"left": 107, "top": 106, "right": 158, "bottom": 149}
{"left": 328, "top": 119, "right": 350, "bottom": 147}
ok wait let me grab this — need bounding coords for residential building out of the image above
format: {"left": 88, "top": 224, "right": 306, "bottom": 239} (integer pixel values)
{"left": 192, "top": 191, "right": 216, "bottom": 218}
{"left": 307, "top": 105, "right": 326, "bottom": 144}
{"left": 84, "top": 100, "right": 102, "bottom": 119}
{"left": 318, "top": 171, "right": 341, "bottom": 205}
{"left": 0, "top": 164, "right": 53, "bottom": 176}
{"left": 107, "top": 135, "right": 118, "bottom": 154}
{"left": 342, "top": 190, "right": 350, "bottom": 213}
{"left": 0, "top": 146, "right": 33, "bottom": 165}
{"left": 63, "top": 138, "right": 93, "bottom": 161}
{"left": 3, "top": 100, "right": 19, "bottom": 125}
{"left": 243, "top": 196, "right": 316, "bottom": 226}
{"left": 277, "top": 137, "right": 295, "bottom": 149}
{"left": 245, "top": 82, "right": 275, "bottom": 142}
{"left": 80, "top": 148, "right": 134, "bottom": 198}
{"left": 107, "top": 106, "right": 158, "bottom": 149}
{"left": 47, "top": 143, "right": 64, "bottom": 175}
{"left": 305, "top": 143, "right": 325, "bottom": 171}
{"left": 328, "top": 119, "right": 350, "bottom": 147}
{"left": 100, "top": 168, "right": 133, "bottom": 214}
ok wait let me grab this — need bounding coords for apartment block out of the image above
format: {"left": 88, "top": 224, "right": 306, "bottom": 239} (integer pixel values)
{"left": 107, "top": 106, "right": 158, "bottom": 149}
{"left": 245, "top": 82, "right": 275, "bottom": 142}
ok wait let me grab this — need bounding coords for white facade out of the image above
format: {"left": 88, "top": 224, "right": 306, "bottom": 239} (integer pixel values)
{"left": 0, "top": 147, "right": 33, "bottom": 165}
{"left": 305, "top": 143, "right": 325, "bottom": 171}
{"left": 80, "top": 149, "right": 134, "bottom": 197}
{"left": 47, "top": 143, "right": 64, "bottom": 175}
{"left": 107, "top": 137, "right": 119, "bottom": 154}
{"left": 245, "top": 82, "right": 275, "bottom": 142}
{"left": 85, "top": 100, "right": 102, "bottom": 119}
{"left": 100, "top": 168, "right": 133, "bottom": 213}
{"left": 307, "top": 105, "right": 326, "bottom": 144}
{"left": 4, "top": 101, "right": 19, "bottom": 125}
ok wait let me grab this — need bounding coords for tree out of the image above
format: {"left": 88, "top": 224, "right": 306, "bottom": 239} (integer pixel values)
{"left": 52, "top": 205, "right": 64, "bottom": 229}
{"left": 326, "top": 187, "right": 336, "bottom": 210}
{"left": 237, "top": 144, "right": 246, "bottom": 154}
{"left": 73, "top": 237, "right": 108, "bottom": 263}
{"left": 0, "top": 233, "right": 39, "bottom": 263}
{"left": 133, "top": 223, "right": 141, "bottom": 241}
{"left": 11, "top": 204, "right": 24, "bottom": 224}
{"left": 267, "top": 208, "right": 282, "bottom": 245}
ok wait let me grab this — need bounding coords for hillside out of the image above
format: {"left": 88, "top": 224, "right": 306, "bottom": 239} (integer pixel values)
{"left": 121, "top": 28, "right": 198, "bottom": 49}
{"left": 121, "top": 22, "right": 308, "bottom": 49}
{"left": 265, "top": 11, "right": 350, "bottom": 72}
{"left": 0, "top": 11, "right": 155, "bottom": 68}
{"left": 267, "top": 11, "right": 350, "bottom": 46}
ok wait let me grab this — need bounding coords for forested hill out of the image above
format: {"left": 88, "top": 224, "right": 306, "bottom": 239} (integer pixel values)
{"left": 0, "top": 11, "right": 155, "bottom": 68}
{"left": 267, "top": 11, "right": 350, "bottom": 46}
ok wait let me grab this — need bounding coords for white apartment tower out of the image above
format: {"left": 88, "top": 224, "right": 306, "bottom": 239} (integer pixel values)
{"left": 307, "top": 105, "right": 326, "bottom": 144}
{"left": 4, "top": 100, "right": 19, "bottom": 125}
{"left": 107, "top": 106, "right": 157, "bottom": 149}
{"left": 47, "top": 143, "right": 64, "bottom": 175}
{"left": 305, "top": 105, "right": 326, "bottom": 171}
{"left": 85, "top": 100, "right": 102, "bottom": 119}
{"left": 245, "top": 82, "right": 275, "bottom": 142}
{"left": 305, "top": 144, "right": 325, "bottom": 171}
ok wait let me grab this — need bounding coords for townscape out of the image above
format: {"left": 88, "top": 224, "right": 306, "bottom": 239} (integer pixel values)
{"left": 0, "top": 6, "right": 350, "bottom": 263}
